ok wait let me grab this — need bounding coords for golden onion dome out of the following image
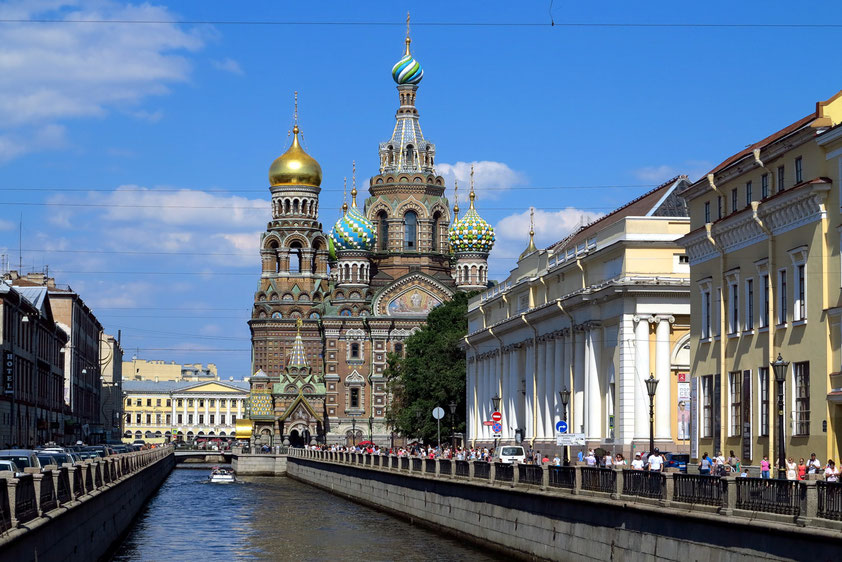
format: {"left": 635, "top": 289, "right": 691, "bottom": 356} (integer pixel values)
{"left": 268, "top": 125, "right": 322, "bottom": 187}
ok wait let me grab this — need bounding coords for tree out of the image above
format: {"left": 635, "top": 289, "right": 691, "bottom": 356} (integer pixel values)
{"left": 385, "top": 291, "right": 475, "bottom": 444}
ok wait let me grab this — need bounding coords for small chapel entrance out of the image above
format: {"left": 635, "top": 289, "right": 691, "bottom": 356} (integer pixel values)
{"left": 288, "top": 427, "right": 311, "bottom": 448}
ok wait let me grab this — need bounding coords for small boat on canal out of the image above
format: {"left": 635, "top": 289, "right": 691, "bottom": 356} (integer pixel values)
{"left": 208, "top": 466, "right": 235, "bottom": 483}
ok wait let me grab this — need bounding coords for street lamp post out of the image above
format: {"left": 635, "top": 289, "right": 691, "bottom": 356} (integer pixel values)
{"left": 351, "top": 415, "right": 357, "bottom": 447}
{"left": 491, "top": 394, "right": 501, "bottom": 452}
{"left": 645, "top": 374, "right": 659, "bottom": 456}
{"left": 559, "top": 388, "right": 570, "bottom": 465}
{"left": 368, "top": 415, "right": 373, "bottom": 442}
{"left": 449, "top": 401, "right": 457, "bottom": 453}
{"left": 771, "top": 353, "right": 790, "bottom": 480}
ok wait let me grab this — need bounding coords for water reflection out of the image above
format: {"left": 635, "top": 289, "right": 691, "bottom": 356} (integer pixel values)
{"left": 113, "top": 467, "right": 500, "bottom": 561}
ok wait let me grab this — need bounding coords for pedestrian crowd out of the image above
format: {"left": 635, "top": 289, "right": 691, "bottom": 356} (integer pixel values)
{"left": 696, "top": 450, "right": 838, "bottom": 480}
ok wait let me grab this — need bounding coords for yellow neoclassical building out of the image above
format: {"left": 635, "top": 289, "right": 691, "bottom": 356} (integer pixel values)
{"left": 466, "top": 177, "right": 692, "bottom": 457}
{"left": 678, "top": 91, "right": 842, "bottom": 465}
{"left": 123, "top": 380, "right": 248, "bottom": 444}
{"left": 122, "top": 358, "right": 218, "bottom": 382}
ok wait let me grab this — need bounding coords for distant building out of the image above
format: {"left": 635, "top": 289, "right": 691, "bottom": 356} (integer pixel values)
{"left": 465, "top": 177, "right": 691, "bottom": 457}
{"left": 0, "top": 280, "right": 69, "bottom": 446}
{"left": 122, "top": 380, "right": 248, "bottom": 444}
{"left": 122, "top": 358, "right": 219, "bottom": 382}
{"left": 4, "top": 271, "right": 105, "bottom": 444}
{"left": 678, "top": 91, "right": 842, "bottom": 464}
{"left": 100, "top": 334, "right": 123, "bottom": 443}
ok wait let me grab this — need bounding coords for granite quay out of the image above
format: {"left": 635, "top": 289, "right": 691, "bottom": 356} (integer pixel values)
{"left": 0, "top": 445, "right": 174, "bottom": 561}
{"left": 287, "top": 448, "right": 842, "bottom": 561}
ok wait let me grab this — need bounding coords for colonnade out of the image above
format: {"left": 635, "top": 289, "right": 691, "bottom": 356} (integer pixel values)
{"left": 467, "top": 313, "right": 676, "bottom": 446}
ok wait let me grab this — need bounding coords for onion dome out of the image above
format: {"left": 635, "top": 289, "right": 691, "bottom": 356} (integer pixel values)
{"left": 330, "top": 171, "right": 375, "bottom": 251}
{"left": 450, "top": 176, "right": 494, "bottom": 254}
{"left": 391, "top": 21, "right": 423, "bottom": 85}
{"left": 269, "top": 125, "right": 322, "bottom": 188}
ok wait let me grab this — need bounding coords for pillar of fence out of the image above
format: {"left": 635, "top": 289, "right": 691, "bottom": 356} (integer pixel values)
{"left": 611, "top": 467, "right": 623, "bottom": 500}
{"left": 6, "top": 477, "right": 19, "bottom": 527}
{"left": 801, "top": 480, "right": 818, "bottom": 525}
{"left": 468, "top": 461, "right": 476, "bottom": 480}
{"left": 541, "top": 464, "right": 549, "bottom": 491}
{"left": 31, "top": 472, "right": 46, "bottom": 516}
{"left": 434, "top": 459, "right": 440, "bottom": 477}
{"left": 721, "top": 478, "right": 735, "bottom": 515}
{"left": 488, "top": 462, "right": 496, "bottom": 484}
{"left": 661, "top": 473, "right": 673, "bottom": 507}
{"left": 510, "top": 463, "right": 518, "bottom": 488}
{"left": 572, "top": 466, "right": 582, "bottom": 495}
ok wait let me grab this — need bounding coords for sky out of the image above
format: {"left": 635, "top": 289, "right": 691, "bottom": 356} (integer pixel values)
{"left": 1, "top": 0, "right": 841, "bottom": 378}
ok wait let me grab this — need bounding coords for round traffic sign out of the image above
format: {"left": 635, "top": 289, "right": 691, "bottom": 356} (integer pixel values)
{"left": 492, "top": 422, "right": 502, "bottom": 433}
{"left": 491, "top": 411, "right": 503, "bottom": 422}
{"left": 556, "top": 420, "right": 568, "bottom": 433}
{"left": 432, "top": 407, "right": 445, "bottom": 420}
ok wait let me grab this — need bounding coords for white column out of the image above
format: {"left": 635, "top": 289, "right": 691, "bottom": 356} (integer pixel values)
{"left": 634, "top": 316, "right": 651, "bottom": 441}
{"left": 573, "top": 329, "right": 585, "bottom": 434}
{"left": 215, "top": 399, "right": 220, "bottom": 429}
{"left": 535, "top": 341, "right": 546, "bottom": 439}
{"left": 543, "top": 338, "right": 555, "bottom": 438}
{"left": 524, "top": 344, "right": 534, "bottom": 440}
{"left": 236, "top": 399, "right": 242, "bottom": 418}
{"left": 655, "top": 316, "right": 673, "bottom": 439}
{"left": 555, "top": 334, "right": 565, "bottom": 425}
{"left": 499, "top": 351, "right": 509, "bottom": 439}
{"left": 508, "top": 349, "right": 519, "bottom": 438}
{"left": 479, "top": 357, "right": 488, "bottom": 440}
{"left": 586, "top": 327, "right": 602, "bottom": 441}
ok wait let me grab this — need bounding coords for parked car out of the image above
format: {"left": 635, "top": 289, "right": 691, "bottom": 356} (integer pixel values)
{"left": 664, "top": 453, "right": 690, "bottom": 473}
{"left": 0, "top": 449, "right": 42, "bottom": 469}
{"left": 40, "top": 451, "right": 73, "bottom": 465}
{"left": 497, "top": 446, "right": 526, "bottom": 464}
{"left": 37, "top": 453, "right": 63, "bottom": 467}
{"left": 0, "top": 459, "right": 22, "bottom": 475}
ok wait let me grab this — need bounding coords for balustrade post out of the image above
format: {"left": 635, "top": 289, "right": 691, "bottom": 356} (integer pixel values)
{"left": 541, "top": 464, "right": 549, "bottom": 491}
{"left": 435, "top": 459, "right": 440, "bottom": 477}
{"left": 612, "top": 468, "right": 623, "bottom": 500}
{"left": 31, "top": 473, "right": 45, "bottom": 516}
{"left": 721, "top": 478, "right": 735, "bottom": 516}
{"left": 661, "top": 473, "right": 673, "bottom": 507}
{"left": 468, "top": 461, "right": 475, "bottom": 480}
{"left": 51, "top": 469, "right": 62, "bottom": 506}
{"left": 6, "top": 477, "right": 18, "bottom": 527}
{"left": 489, "top": 461, "right": 496, "bottom": 484}
{"left": 66, "top": 465, "right": 78, "bottom": 498}
{"left": 511, "top": 462, "right": 518, "bottom": 488}
{"left": 572, "top": 466, "right": 582, "bottom": 495}
{"left": 801, "top": 481, "right": 817, "bottom": 525}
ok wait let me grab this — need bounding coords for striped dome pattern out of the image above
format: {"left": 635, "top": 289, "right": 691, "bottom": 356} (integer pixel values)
{"left": 392, "top": 53, "right": 424, "bottom": 85}
{"left": 450, "top": 207, "right": 495, "bottom": 254}
{"left": 330, "top": 207, "right": 375, "bottom": 251}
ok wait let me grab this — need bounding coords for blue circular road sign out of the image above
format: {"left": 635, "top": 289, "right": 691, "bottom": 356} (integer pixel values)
{"left": 556, "top": 420, "right": 568, "bottom": 433}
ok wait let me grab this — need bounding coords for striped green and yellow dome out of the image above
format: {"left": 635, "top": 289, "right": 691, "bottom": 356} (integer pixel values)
{"left": 450, "top": 189, "right": 494, "bottom": 254}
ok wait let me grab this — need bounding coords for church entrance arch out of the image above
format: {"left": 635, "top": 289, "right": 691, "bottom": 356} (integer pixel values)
{"left": 289, "top": 425, "right": 311, "bottom": 448}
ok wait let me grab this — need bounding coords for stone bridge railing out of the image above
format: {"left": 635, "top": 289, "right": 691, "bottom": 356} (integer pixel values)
{"left": 0, "top": 446, "right": 173, "bottom": 534}
{"left": 289, "top": 448, "right": 842, "bottom": 530}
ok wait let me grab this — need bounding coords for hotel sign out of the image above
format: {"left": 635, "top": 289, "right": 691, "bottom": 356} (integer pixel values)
{"left": 3, "top": 351, "right": 14, "bottom": 395}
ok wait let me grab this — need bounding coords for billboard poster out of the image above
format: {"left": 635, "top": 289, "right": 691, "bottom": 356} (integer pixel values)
{"left": 689, "top": 377, "right": 698, "bottom": 459}
{"left": 677, "top": 379, "right": 690, "bottom": 441}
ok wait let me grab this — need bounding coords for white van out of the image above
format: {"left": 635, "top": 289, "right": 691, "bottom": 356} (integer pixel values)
{"left": 497, "top": 446, "right": 526, "bottom": 464}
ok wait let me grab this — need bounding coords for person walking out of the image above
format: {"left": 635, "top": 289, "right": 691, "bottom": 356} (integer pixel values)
{"left": 699, "top": 453, "right": 712, "bottom": 475}
{"left": 760, "top": 456, "right": 771, "bottom": 479}
{"left": 647, "top": 449, "right": 664, "bottom": 472}
{"left": 631, "top": 454, "right": 644, "bottom": 470}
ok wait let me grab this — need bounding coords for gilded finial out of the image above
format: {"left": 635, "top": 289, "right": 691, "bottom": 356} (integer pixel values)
{"left": 530, "top": 207, "right": 535, "bottom": 237}
{"left": 342, "top": 177, "right": 348, "bottom": 214}
{"left": 469, "top": 164, "right": 476, "bottom": 209}
{"left": 351, "top": 160, "right": 358, "bottom": 207}
{"left": 453, "top": 180, "right": 460, "bottom": 219}
{"left": 296, "top": 317, "right": 303, "bottom": 331}
{"left": 405, "top": 12, "right": 412, "bottom": 55}
{"left": 293, "top": 91, "right": 299, "bottom": 126}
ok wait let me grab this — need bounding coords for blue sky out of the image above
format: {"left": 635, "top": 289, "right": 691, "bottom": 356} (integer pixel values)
{"left": 1, "top": 0, "right": 841, "bottom": 377}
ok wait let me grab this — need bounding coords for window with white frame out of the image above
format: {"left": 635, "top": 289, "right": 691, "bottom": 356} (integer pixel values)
{"left": 729, "top": 371, "right": 741, "bottom": 436}
{"left": 745, "top": 278, "right": 754, "bottom": 331}
{"left": 778, "top": 269, "right": 788, "bottom": 325}
{"left": 793, "top": 362, "right": 810, "bottom": 436}
{"left": 795, "top": 156, "right": 803, "bottom": 183}
{"left": 745, "top": 181, "right": 753, "bottom": 206}
{"left": 761, "top": 173, "right": 769, "bottom": 199}
{"left": 789, "top": 246, "right": 808, "bottom": 322}
{"left": 729, "top": 282, "right": 739, "bottom": 334}
{"left": 758, "top": 367, "right": 769, "bottom": 436}
{"left": 702, "top": 375, "right": 713, "bottom": 438}
{"left": 701, "top": 283, "right": 712, "bottom": 339}
{"left": 761, "top": 274, "right": 770, "bottom": 328}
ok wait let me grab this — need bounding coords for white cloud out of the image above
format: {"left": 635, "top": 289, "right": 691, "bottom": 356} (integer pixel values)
{"left": 129, "top": 109, "right": 164, "bottom": 123}
{"left": 0, "top": 124, "right": 67, "bottom": 163}
{"left": 437, "top": 161, "right": 526, "bottom": 200}
{"left": 0, "top": 219, "right": 15, "bottom": 231}
{"left": 212, "top": 57, "right": 243, "bottom": 75}
{"left": 632, "top": 160, "right": 712, "bottom": 184}
{"left": 488, "top": 207, "right": 603, "bottom": 277}
{"left": 83, "top": 280, "right": 153, "bottom": 310}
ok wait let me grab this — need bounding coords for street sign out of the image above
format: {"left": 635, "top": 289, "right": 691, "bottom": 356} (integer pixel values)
{"left": 491, "top": 422, "right": 502, "bottom": 433}
{"left": 556, "top": 432, "right": 585, "bottom": 446}
{"left": 482, "top": 421, "right": 494, "bottom": 426}
{"left": 491, "top": 411, "right": 502, "bottom": 422}
{"left": 432, "top": 407, "right": 445, "bottom": 420}
{"left": 555, "top": 420, "right": 568, "bottom": 434}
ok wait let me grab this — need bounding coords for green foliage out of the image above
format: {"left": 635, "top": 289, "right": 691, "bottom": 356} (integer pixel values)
{"left": 385, "top": 291, "right": 475, "bottom": 444}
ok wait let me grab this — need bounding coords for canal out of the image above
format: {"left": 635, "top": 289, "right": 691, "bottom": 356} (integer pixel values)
{"left": 112, "top": 466, "right": 500, "bottom": 561}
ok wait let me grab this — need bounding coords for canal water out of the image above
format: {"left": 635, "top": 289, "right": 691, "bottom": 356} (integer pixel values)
{"left": 112, "top": 466, "right": 500, "bottom": 561}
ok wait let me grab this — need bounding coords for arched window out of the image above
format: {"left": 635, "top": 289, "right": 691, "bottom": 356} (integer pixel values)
{"left": 289, "top": 241, "right": 302, "bottom": 273}
{"left": 312, "top": 240, "right": 322, "bottom": 274}
{"left": 404, "top": 211, "right": 417, "bottom": 250}
{"left": 350, "top": 342, "right": 360, "bottom": 358}
{"left": 405, "top": 144, "right": 414, "bottom": 165}
{"left": 431, "top": 211, "right": 441, "bottom": 251}
{"left": 268, "top": 240, "right": 280, "bottom": 273}
{"left": 377, "top": 211, "right": 389, "bottom": 251}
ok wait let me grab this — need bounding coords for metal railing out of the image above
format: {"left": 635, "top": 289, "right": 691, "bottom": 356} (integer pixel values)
{"left": 736, "top": 478, "right": 803, "bottom": 516}
{"left": 400, "top": 457, "right": 409, "bottom": 470}
{"left": 455, "top": 460, "right": 470, "bottom": 477}
{"left": 57, "top": 468, "right": 72, "bottom": 504}
{"left": 549, "top": 466, "right": 576, "bottom": 489}
{"left": 581, "top": 467, "right": 616, "bottom": 494}
{"left": 0, "top": 479, "right": 10, "bottom": 533}
{"left": 673, "top": 474, "right": 723, "bottom": 506}
{"left": 425, "top": 459, "right": 436, "bottom": 474}
{"left": 817, "top": 481, "right": 842, "bottom": 521}
{"left": 518, "top": 464, "right": 543, "bottom": 486}
{"left": 439, "top": 459, "right": 452, "bottom": 476}
{"left": 412, "top": 458, "right": 423, "bottom": 472}
{"left": 495, "top": 462, "right": 514, "bottom": 482}
{"left": 39, "top": 470, "right": 58, "bottom": 513}
{"left": 14, "top": 474, "right": 38, "bottom": 524}
{"left": 473, "top": 461, "right": 490, "bottom": 479}
{"left": 622, "top": 470, "right": 665, "bottom": 499}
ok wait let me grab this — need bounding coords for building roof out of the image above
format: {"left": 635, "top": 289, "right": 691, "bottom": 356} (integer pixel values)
{"left": 548, "top": 175, "right": 689, "bottom": 255}
{"left": 123, "top": 380, "right": 249, "bottom": 393}
{"left": 15, "top": 286, "right": 48, "bottom": 313}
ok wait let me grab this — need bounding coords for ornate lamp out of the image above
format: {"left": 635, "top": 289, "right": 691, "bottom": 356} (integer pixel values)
{"left": 645, "top": 374, "right": 659, "bottom": 456}
{"left": 771, "top": 353, "right": 790, "bottom": 479}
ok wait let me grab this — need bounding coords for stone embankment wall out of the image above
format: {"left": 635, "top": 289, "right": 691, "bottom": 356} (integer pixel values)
{"left": 0, "top": 446, "right": 174, "bottom": 561}
{"left": 287, "top": 455, "right": 842, "bottom": 562}
{"left": 232, "top": 453, "right": 287, "bottom": 475}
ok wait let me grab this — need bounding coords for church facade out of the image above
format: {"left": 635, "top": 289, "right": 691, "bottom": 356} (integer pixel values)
{"left": 247, "top": 29, "right": 495, "bottom": 447}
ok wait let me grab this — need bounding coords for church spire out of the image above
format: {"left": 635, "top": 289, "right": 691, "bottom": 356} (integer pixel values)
{"left": 287, "top": 317, "right": 309, "bottom": 368}
{"left": 520, "top": 207, "right": 538, "bottom": 258}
